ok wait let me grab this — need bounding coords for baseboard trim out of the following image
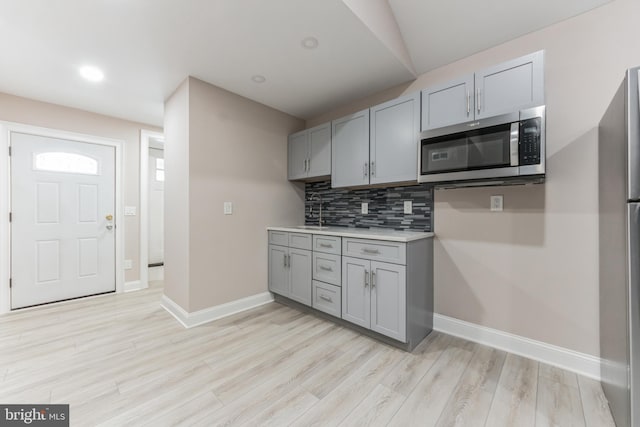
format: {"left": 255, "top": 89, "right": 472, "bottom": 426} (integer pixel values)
{"left": 433, "top": 314, "right": 602, "bottom": 380}
{"left": 124, "top": 280, "right": 147, "bottom": 292}
{"left": 161, "top": 292, "right": 274, "bottom": 329}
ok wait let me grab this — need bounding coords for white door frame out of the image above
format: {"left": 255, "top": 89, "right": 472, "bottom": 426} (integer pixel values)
{"left": 0, "top": 121, "right": 125, "bottom": 314}
{"left": 139, "top": 129, "right": 164, "bottom": 289}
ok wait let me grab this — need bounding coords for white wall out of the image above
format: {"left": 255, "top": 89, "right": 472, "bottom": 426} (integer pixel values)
{"left": 307, "top": 0, "right": 640, "bottom": 356}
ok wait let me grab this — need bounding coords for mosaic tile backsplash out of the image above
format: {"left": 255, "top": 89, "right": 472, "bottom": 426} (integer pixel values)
{"left": 305, "top": 181, "right": 434, "bottom": 232}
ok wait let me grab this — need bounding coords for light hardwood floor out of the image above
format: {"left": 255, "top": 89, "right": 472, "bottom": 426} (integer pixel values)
{"left": 0, "top": 283, "right": 616, "bottom": 426}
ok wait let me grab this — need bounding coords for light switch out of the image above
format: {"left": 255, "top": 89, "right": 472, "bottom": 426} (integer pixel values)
{"left": 361, "top": 202, "right": 368, "bottom": 215}
{"left": 224, "top": 202, "right": 233, "bottom": 215}
{"left": 124, "top": 259, "right": 133, "bottom": 270}
{"left": 124, "top": 206, "right": 137, "bottom": 216}
{"left": 404, "top": 200, "right": 412, "bottom": 214}
{"left": 490, "top": 195, "right": 504, "bottom": 212}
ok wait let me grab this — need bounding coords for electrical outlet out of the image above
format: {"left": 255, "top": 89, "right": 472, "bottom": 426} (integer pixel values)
{"left": 404, "top": 200, "right": 412, "bottom": 214}
{"left": 490, "top": 195, "right": 504, "bottom": 212}
{"left": 124, "top": 259, "right": 133, "bottom": 270}
{"left": 361, "top": 202, "right": 368, "bottom": 215}
{"left": 223, "top": 202, "right": 233, "bottom": 215}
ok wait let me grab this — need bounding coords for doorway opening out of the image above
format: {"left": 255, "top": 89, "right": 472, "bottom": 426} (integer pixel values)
{"left": 140, "top": 130, "right": 165, "bottom": 287}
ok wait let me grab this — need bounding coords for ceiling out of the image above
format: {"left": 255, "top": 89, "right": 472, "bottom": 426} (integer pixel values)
{"left": 0, "top": 0, "right": 612, "bottom": 127}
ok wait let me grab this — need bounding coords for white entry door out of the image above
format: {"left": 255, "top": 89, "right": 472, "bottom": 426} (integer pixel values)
{"left": 11, "top": 132, "right": 116, "bottom": 309}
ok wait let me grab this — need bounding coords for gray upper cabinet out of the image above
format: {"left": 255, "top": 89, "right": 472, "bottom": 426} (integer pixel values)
{"left": 331, "top": 109, "right": 370, "bottom": 188}
{"left": 475, "top": 50, "right": 544, "bottom": 119}
{"left": 307, "top": 123, "right": 331, "bottom": 177}
{"left": 421, "top": 75, "right": 474, "bottom": 131}
{"left": 288, "top": 130, "right": 308, "bottom": 180}
{"left": 370, "top": 93, "right": 420, "bottom": 185}
{"left": 287, "top": 122, "right": 331, "bottom": 181}
{"left": 421, "top": 50, "right": 544, "bottom": 130}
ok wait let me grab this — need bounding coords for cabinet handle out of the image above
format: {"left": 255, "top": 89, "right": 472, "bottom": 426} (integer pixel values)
{"left": 363, "top": 162, "right": 368, "bottom": 178}
{"left": 319, "top": 265, "right": 333, "bottom": 272}
{"left": 319, "top": 295, "right": 333, "bottom": 303}
{"left": 319, "top": 243, "right": 332, "bottom": 248}
{"left": 467, "top": 90, "right": 470, "bottom": 115}
{"left": 362, "top": 248, "right": 380, "bottom": 254}
{"left": 372, "top": 270, "right": 376, "bottom": 288}
{"left": 364, "top": 269, "right": 369, "bottom": 287}
{"left": 306, "top": 158, "right": 311, "bottom": 172}
{"left": 477, "top": 88, "right": 481, "bottom": 114}
{"left": 371, "top": 161, "right": 375, "bottom": 176}
{"left": 283, "top": 253, "right": 287, "bottom": 268}
{"left": 287, "top": 254, "right": 291, "bottom": 267}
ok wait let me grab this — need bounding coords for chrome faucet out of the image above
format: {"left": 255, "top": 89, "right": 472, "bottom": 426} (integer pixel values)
{"left": 308, "top": 192, "right": 323, "bottom": 227}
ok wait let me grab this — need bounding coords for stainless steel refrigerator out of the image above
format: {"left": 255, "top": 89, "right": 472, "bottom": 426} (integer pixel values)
{"left": 600, "top": 66, "right": 640, "bottom": 427}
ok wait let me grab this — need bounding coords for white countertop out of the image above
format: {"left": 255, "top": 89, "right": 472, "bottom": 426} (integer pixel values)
{"left": 267, "top": 226, "right": 434, "bottom": 242}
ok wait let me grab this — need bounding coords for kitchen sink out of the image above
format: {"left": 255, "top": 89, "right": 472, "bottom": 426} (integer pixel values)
{"left": 293, "top": 225, "right": 329, "bottom": 230}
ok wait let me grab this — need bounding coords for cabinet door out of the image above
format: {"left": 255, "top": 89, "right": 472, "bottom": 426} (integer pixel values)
{"left": 331, "top": 109, "right": 370, "bottom": 188}
{"left": 288, "top": 130, "right": 308, "bottom": 180}
{"left": 370, "top": 261, "right": 406, "bottom": 342}
{"left": 307, "top": 123, "right": 331, "bottom": 178}
{"left": 341, "top": 256, "right": 370, "bottom": 328}
{"left": 268, "top": 245, "right": 289, "bottom": 297}
{"left": 288, "top": 248, "right": 312, "bottom": 306}
{"left": 370, "top": 93, "right": 420, "bottom": 185}
{"left": 421, "top": 75, "right": 474, "bottom": 130}
{"left": 475, "top": 50, "right": 544, "bottom": 119}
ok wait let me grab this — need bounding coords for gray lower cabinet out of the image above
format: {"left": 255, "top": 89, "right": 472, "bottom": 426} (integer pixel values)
{"left": 268, "top": 231, "right": 312, "bottom": 306}
{"left": 268, "top": 244, "right": 312, "bottom": 306}
{"left": 342, "top": 256, "right": 406, "bottom": 342}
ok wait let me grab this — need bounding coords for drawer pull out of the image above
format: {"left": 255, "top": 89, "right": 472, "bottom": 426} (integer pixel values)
{"left": 319, "top": 295, "right": 333, "bottom": 302}
{"left": 319, "top": 243, "right": 333, "bottom": 248}
{"left": 362, "top": 248, "right": 380, "bottom": 254}
{"left": 319, "top": 265, "right": 333, "bottom": 272}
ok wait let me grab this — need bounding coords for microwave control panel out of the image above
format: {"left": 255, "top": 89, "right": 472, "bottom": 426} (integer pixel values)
{"left": 519, "top": 117, "right": 541, "bottom": 165}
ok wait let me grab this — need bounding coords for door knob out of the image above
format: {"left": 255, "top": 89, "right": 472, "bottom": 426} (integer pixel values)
{"left": 106, "top": 214, "right": 113, "bottom": 221}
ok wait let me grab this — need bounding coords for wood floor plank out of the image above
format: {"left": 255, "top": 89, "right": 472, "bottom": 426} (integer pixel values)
{"left": 0, "top": 283, "right": 615, "bottom": 427}
{"left": 387, "top": 338, "right": 476, "bottom": 426}
{"left": 291, "top": 346, "right": 403, "bottom": 426}
{"left": 535, "top": 373, "right": 585, "bottom": 427}
{"left": 338, "top": 383, "right": 406, "bottom": 427}
{"left": 435, "top": 344, "right": 506, "bottom": 427}
{"left": 483, "top": 353, "right": 538, "bottom": 427}
{"left": 577, "top": 376, "right": 616, "bottom": 427}
{"left": 380, "top": 332, "right": 451, "bottom": 396}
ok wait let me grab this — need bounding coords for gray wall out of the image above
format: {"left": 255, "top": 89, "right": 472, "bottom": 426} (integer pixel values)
{"left": 307, "top": 0, "right": 640, "bottom": 357}
{"left": 163, "top": 77, "right": 305, "bottom": 313}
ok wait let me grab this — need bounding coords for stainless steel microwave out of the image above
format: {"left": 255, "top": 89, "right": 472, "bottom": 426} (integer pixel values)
{"left": 418, "top": 106, "right": 545, "bottom": 187}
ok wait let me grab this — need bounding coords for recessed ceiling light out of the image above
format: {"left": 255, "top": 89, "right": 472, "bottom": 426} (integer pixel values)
{"left": 301, "top": 37, "right": 319, "bottom": 49}
{"left": 251, "top": 75, "right": 266, "bottom": 83}
{"left": 79, "top": 65, "right": 104, "bottom": 82}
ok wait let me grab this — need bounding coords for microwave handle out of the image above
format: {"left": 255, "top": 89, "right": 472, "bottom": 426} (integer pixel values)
{"left": 510, "top": 122, "right": 519, "bottom": 166}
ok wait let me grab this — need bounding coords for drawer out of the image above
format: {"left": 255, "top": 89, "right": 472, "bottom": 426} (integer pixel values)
{"left": 268, "top": 230, "right": 289, "bottom": 247}
{"left": 342, "top": 238, "right": 406, "bottom": 265}
{"left": 313, "top": 235, "right": 341, "bottom": 255}
{"left": 312, "top": 252, "right": 341, "bottom": 286}
{"left": 312, "top": 281, "right": 341, "bottom": 318}
{"left": 289, "top": 233, "right": 312, "bottom": 250}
